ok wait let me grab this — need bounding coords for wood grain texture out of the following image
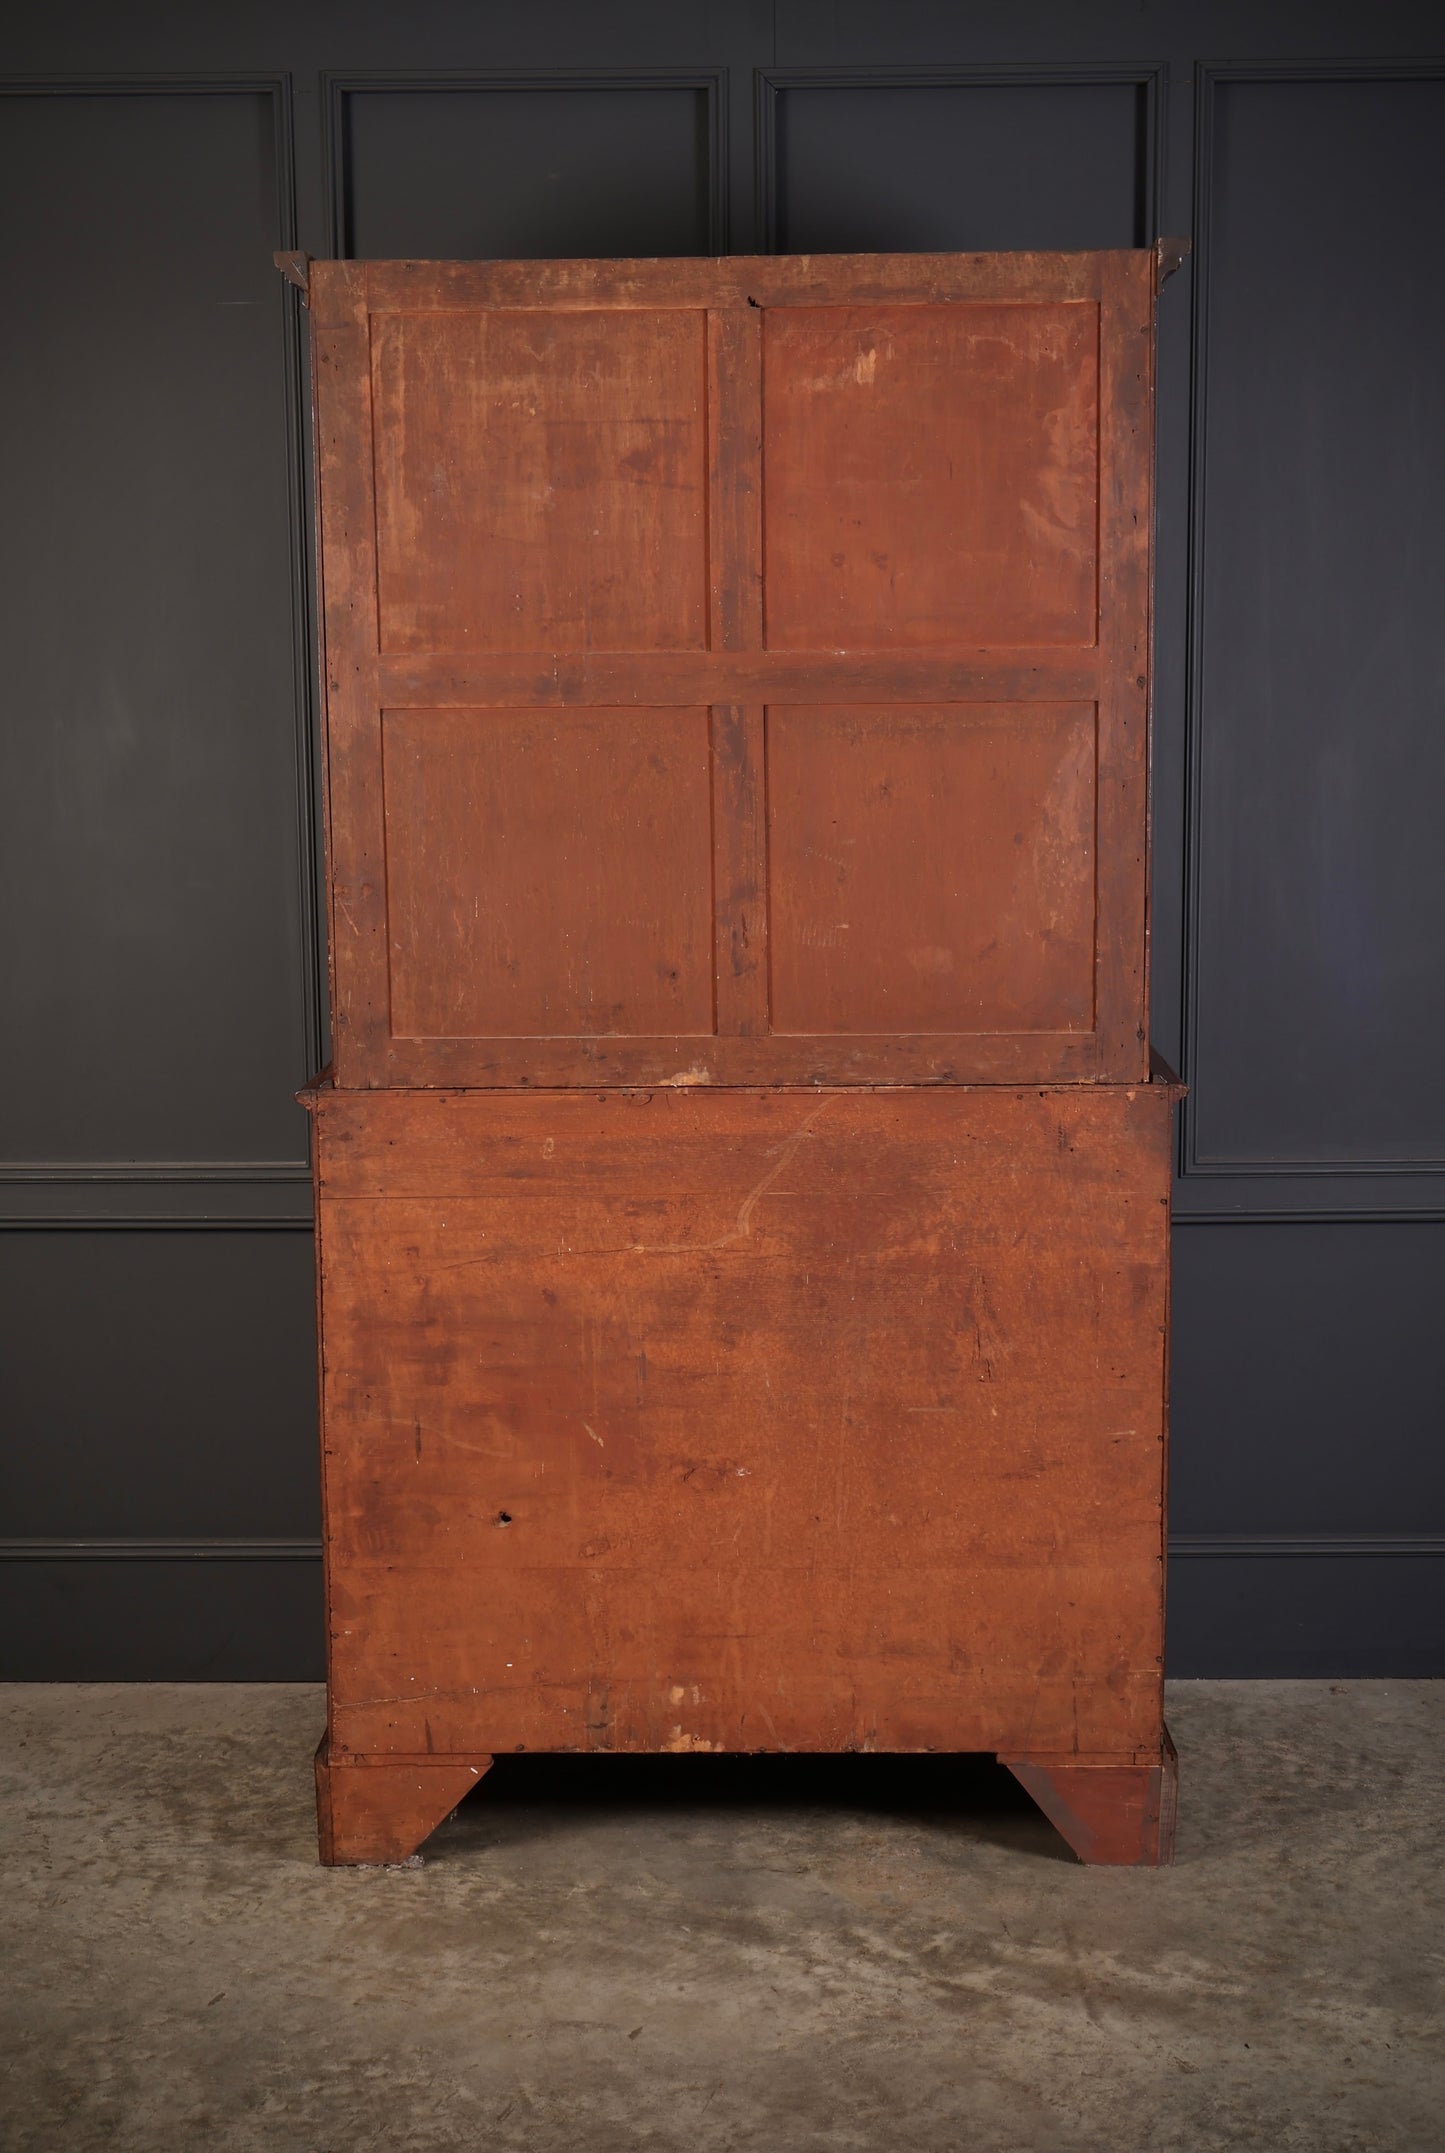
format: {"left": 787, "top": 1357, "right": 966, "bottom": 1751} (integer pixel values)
{"left": 354, "top": 253, "right": 1106, "bottom": 313}
{"left": 762, "top": 303, "right": 1098, "bottom": 650}
{"left": 765, "top": 702, "right": 1096, "bottom": 1035}
{"left": 706, "top": 307, "right": 763, "bottom": 651}
{"left": 376, "top": 1027, "right": 1102, "bottom": 1089}
{"left": 371, "top": 308, "right": 707, "bottom": 655}
{"left": 1003, "top": 1725, "right": 1178, "bottom": 1865}
{"left": 305, "top": 249, "right": 1173, "bottom": 1866}
{"left": 315, "top": 1740, "right": 492, "bottom": 1866}
{"left": 309, "top": 250, "right": 1158, "bottom": 1086}
{"left": 306, "top": 1083, "right": 1176, "bottom": 1769}
{"left": 375, "top": 651, "right": 1104, "bottom": 706}
{"left": 311, "top": 262, "right": 388, "bottom": 1084}
{"left": 710, "top": 704, "right": 769, "bottom": 1037}
{"left": 1093, "top": 250, "right": 1154, "bottom": 1075}
{"left": 380, "top": 705, "right": 715, "bottom": 1039}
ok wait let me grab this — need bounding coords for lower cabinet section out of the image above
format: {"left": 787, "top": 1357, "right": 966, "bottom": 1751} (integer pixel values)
{"left": 305, "top": 1081, "right": 1178, "bottom": 1864}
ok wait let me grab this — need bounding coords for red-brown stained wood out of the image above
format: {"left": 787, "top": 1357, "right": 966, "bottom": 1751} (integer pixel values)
{"left": 309, "top": 251, "right": 1159, "bottom": 1088}
{"left": 706, "top": 307, "right": 763, "bottom": 652}
{"left": 370, "top": 308, "right": 707, "bottom": 656}
{"left": 1093, "top": 251, "right": 1155, "bottom": 1071}
{"left": 302, "top": 248, "right": 1176, "bottom": 1869}
{"left": 377, "top": 1027, "right": 1103, "bottom": 1090}
{"left": 1003, "top": 1727, "right": 1179, "bottom": 1866}
{"left": 375, "top": 650, "right": 1104, "bottom": 706}
{"left": 765, "top": 702, "right": 1096, "bottom": 1035}
{"left": 761, "top": 303, "right": 1099, "bottom": 650}
{"left": 380, "top": 705, "right": 715, "bottom": 1040}
{"left": 710, "top": 703, "right": 769, "bottom": 1037}
{"left": 310, "top": 263, "right": 389, "bottom": 1079}
{"left": 315, "top": 1740, "right": 493, "bottom": 1866}
{"left": 306, "top": 1083, "right": 1176, "bottom": 1787}
{"left": 360, "top": 253, "right": 1106, "bottom": 313}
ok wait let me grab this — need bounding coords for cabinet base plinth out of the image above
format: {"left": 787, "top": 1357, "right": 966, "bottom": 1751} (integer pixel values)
{"left": 314, "top": 1741, "right": 494, "bottom": 1866}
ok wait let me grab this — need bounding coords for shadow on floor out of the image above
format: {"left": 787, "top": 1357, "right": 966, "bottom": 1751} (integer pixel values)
{"left": 441, "top": 1749, "right": 1073, "bottom": 1863}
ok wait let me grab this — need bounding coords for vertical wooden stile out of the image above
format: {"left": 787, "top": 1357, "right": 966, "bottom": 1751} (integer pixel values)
{"left": 1093, "top": 250, "right": 1155, "bottom": 1079}
{"left": 707, "top": 305, "right": 768, "bottom": 1041}
{"left": 310, "top": 263, "right": 387, "bottom": 1086}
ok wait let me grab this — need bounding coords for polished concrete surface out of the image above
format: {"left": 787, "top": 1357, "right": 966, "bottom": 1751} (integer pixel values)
{"left": 2, "top": 1681, "right": 1441, "bottom": 2150}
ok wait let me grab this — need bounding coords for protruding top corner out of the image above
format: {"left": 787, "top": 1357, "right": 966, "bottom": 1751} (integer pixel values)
{"left": 274, "top": 249, "right": 311, "bottom": 302}
{"left": 1153, "top": 236, "right": 1192, "bottom": 291}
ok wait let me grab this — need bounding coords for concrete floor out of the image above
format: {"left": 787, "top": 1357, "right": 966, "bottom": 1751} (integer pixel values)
{"left": 1, "top": 1684, "right": 1441, "bottom": 2151}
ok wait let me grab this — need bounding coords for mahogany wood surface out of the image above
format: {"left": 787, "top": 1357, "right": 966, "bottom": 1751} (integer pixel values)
{"left": 1003, "top": 1727, "right": 1179, "bottom": 1866}
{"left": 315, "top": 1740, "right": 493, "bottom": 1866}
{"left": 306, "top": 1082, "right": 1176, "bottom": 1852}
{"left": 310, "top": 250, "right": 1155, "bottom": 1089}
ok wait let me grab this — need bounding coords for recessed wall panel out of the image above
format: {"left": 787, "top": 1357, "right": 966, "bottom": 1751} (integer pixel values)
{"left": 0, "top": 91, "right": 305, "bottom": 1163}
{"left": 773, "top": 82, "right": 1146, "bottom": 253}
{"left": 0, "top": 1231, "right": 319, "bottom": 1537}
{"left": 341, "top": 85, "right": 712, "bottom": 259}
{"left": 1171, "top": 1222, "right": 1445, "bottom": 1534}
{"left": 1192, "top": 77, "right": 1445, "bottom": 1166}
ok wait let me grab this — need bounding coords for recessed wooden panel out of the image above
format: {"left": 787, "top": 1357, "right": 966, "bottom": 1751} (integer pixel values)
{"left": 767, "top": 703, "right": 1096, "bottom": 1035}
{"left": 762, "top": 303, "right": 1098, "bottom": 649}
{"left": 371, "top": 308, "right": 707, "bottom": 654}
{"left": 311, "top": 1083, "right": 1173, "bottom": 1761}
{"left": 381, "top": 706, "right": 714, "bottom": 1039}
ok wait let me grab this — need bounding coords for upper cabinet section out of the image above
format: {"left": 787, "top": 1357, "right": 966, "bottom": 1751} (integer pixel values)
{"left": 310, "top": 252, "right": 1156, "bottom": 1088}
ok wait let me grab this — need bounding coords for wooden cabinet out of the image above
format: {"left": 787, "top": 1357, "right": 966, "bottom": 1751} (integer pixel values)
{"left": 310, "top": 251, "right": 1154, "bottom": 1090}
{"left": 300, "top": 248, "right": 1180, "bottom": 1866}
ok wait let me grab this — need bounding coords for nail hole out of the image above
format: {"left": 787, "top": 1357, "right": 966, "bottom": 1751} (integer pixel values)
{"left": 496, "top": 1511, "right": 513, "bottom": 1527}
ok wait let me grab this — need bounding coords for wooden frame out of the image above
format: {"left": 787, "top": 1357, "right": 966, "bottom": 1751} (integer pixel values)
{"left": 310, "top": 250, "right": 1157, "bottom": 1091}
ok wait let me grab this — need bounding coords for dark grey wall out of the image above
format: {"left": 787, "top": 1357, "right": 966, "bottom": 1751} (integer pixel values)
{"left": 3, "top": 2, "right": 1442, "bottom": 1678}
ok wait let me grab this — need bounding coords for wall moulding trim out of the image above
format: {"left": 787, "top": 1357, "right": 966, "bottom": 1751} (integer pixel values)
{"left": 0, "top": 71, "right": 292, "bottom": 93}
{"left": 0, "top": 1538, "right": 322, "bottom": 1561}
{"left": 1178, "top": 57, "right": 1445, "bottom": 1190}
{"left": 753, "top": 62, "right": 1165, "bottom": 254}
{"left": 0, "top": 1152, "right": 313, "bottom": 1231}
{"left": 1186, "top": 1159, "right": 1445, "bottom": 1179}
{"left": 0, "top": 67, "right": 326, "bottom": 1116}
{"left": 1173, "top": 1205, "right": 1445, "bottom": 1225}
{"left": 1169, "top": 1533, "right": 1445, "bottom": 1559}
{"left": 0, "top": 1161, "right": 309, "bottom": 1183}
{"left": 323, "top": 67, "right": 730, "bottom": 259}
{"left": 4, "top": 1534, "right": 1440, "bottom": 1564}
{"left": 0, "top": 1216, "right": 314, "bottom": 1232}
